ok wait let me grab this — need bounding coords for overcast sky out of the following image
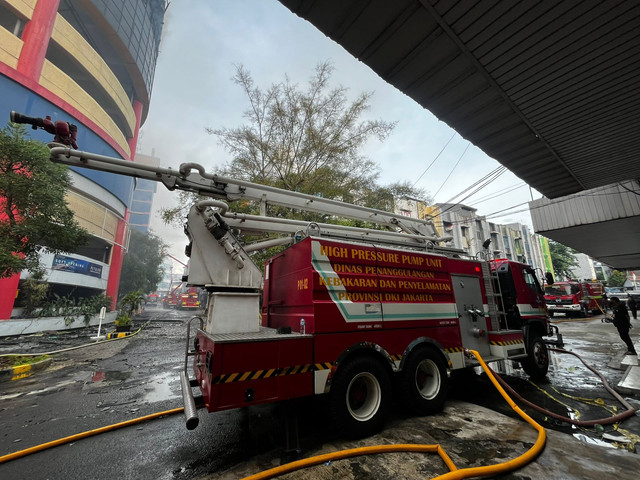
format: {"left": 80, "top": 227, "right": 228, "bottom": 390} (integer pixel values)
{"left": 139, "top": 1, "right": 541, "bottom": 265}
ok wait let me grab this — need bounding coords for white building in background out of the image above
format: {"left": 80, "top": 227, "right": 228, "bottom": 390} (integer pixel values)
{"left": 394, "top": 199, "right": 555, "bottom": 277}
{"left": 571, "top": 253, "right": 598, "bottom": 281}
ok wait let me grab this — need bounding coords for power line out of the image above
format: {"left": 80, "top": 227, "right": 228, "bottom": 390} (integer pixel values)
{"left": 431, "top": 165, "right": 508, "bottom": 221}
{"left": 435, "top": 182, "right": 640, "bottom": 226}
{"left": 432, "top": 142, "right": 471, "bottom": 199}
{"left": 440, "top": 165, "right": 505, "bottom": 205}
{"left": 446, "top": 166, "right": 508, "bottom": 207}
{"left": 467, "top": 182, "right": 526, "bottom": 204}
{"left": 411, "top": 132, "right": 457, "bottom": 189}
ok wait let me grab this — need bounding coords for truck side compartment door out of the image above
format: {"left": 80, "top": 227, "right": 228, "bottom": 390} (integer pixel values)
{"left": 451, "top": 275, "right": 491, "bottom": 357}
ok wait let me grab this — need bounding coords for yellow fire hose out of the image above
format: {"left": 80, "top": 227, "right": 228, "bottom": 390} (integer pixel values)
{"left": 0, "top": 408, "right": 183, "bottom": 464}
{"left": 240, "top": 350, "right": 546, "bottom": 480}
{"left": 0, "top": 350, "right": 546, "bottom": 479}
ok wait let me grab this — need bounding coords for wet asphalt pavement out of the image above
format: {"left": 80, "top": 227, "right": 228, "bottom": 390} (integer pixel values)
{"left": 1, "top": 308, "right": 639, "bottom": 479}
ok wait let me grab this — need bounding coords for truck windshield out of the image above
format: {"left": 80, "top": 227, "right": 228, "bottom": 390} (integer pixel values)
{"left": 545, "top": 285, "right": 572, "bottom": 296}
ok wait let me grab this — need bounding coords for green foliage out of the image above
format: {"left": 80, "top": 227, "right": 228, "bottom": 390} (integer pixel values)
{"left": 119, "top": 229, "right": 165, "bottom": 296}
{"left": 28, "top": 292, "right": 111, "bottom": 326}
{"left": 548, "top": 240, "right": 579, "bottom": 281}
{"left": 607, "top": 270, "right": 627, "bottom": 288}
{"left": 359, "top": 181, "right": 431, "bottom": 214}
{"left": 115, "top": 314, "right": 132, "bottom": 327}
{"left": 115, "top": 290, "right": 145, "bottom": 326}
{"left": 0, "top": 123, "right": 89, "bottom": 278}
{"left": 18, "top": 268, "right": 49, "bottom": 316}
{"left": 11, "top": 354, "right": 50, "bottom": 366}
{"left": 0, "top": 354, "right": 50, "bottom": 370}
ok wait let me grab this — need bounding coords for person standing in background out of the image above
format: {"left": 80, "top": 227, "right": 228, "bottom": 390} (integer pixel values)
{"left": 610, "top": 297, "right": 637, "bottom": 355}
{"left": 628, "top": 295, "right": 638, "bottom": 320}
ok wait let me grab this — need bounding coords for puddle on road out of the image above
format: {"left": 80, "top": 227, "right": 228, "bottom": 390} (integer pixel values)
{"left": 85, "top": 369, "right": 180, "bottom": 403}
{"left": 142, "top": 370, "right": 180, "bottom": 402}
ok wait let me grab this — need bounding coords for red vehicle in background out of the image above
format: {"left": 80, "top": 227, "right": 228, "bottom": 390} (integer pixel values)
{"left": 146, "top": 293, "right": 160, "bottom": 306}
{"left": 544, "top": 281, "right": 605, "bottom": 317}
{"left": 163, "top": 283, "right": 183, "bottom": 309}
{"left": 178, "top": 286, "right": 200, "bottom": 309}
{"left": 163, "top": 283, "right": 200, "bottom": 309}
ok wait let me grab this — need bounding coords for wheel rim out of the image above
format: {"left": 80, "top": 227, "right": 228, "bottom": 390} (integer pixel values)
{"left": 532, "top": 341, "right": 548, "bottom": 367}
{"left": 415, "top": 359, "right": 440, "bottom": 400}
{"left": 346, "top": 372, "right": 381, "bottom": 422}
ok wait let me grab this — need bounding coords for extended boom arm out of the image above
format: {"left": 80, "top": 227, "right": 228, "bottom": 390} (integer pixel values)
{"left": 49, "top": 145, "right": 456, "bottom": 291}
{"left": 49, "top": 146, "right": 451, "bottom": 242}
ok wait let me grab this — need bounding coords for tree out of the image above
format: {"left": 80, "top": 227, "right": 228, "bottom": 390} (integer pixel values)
{"left": 548, "top": 240, "right": 579, "bottom": 280}
{"left": 0, "top": 123, "right": 89, "bottom": 278}
{"left": 161, "top": 62, "right": 403, "bottom": 224}
{"left": 118, "top": 228, "right": 165, "bottom": 297}
{"left": 360, "top": 181, "right": 432, "bottom": 213}
{"left": 607, "top": 270, "right": 627, "bottom": 288}
{"left": 214, "top": 62, "right": 395, "bottom": 194}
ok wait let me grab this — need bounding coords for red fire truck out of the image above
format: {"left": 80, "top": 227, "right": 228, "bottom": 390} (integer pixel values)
{"left": 177, "top": 286, "right": 200, "bottom": 309}
{"left": 49, "top": 146, "right": 560, "bottom": 438}
{"left": 544, "top": 281, "right": 605, "bottom": 317}
{"left": 162, "top": 283, "right": 182, "bottom": 309}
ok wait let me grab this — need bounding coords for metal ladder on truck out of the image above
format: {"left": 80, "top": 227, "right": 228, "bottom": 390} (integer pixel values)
{"left": 480, "top": 259, "right": 505, "bottom": 331}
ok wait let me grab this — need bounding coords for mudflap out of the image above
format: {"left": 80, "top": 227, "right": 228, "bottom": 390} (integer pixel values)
{"left": 544, "top": 324, "right": 564, "bottom": 347}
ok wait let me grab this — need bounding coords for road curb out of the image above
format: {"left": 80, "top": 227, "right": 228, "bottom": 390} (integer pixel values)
{"left": 106, "top": 331, "right": 134, "bottom": 339}
{"left": 0, "top": 357, "right": 53, "bottom": 383}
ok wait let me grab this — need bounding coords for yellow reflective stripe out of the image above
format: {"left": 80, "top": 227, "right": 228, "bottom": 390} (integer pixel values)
{"left": 212, "top": 365, "right": 316, "bottom": 384}
{"left": 225, "top": 373, "right": 239, "bottom": 383}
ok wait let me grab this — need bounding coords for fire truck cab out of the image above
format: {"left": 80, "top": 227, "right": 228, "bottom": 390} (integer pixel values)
{"left": 545, "top": 281, "right": 605, "bottom": 317}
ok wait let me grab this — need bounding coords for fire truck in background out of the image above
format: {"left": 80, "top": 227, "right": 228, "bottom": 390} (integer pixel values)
{"left": 163, "top": 283, "right": 182, "bottom": 309}
{"left": 48, "top": 144, "right": 561, "bottom": 439}
{"left": 177, "top": 285, "right": 200, "bottom": 309}
{"left": 163, "top": 282, "right": 201, "bottom": 310}
{"left": 544, "top": 281, "right": 605, "bottom": 317}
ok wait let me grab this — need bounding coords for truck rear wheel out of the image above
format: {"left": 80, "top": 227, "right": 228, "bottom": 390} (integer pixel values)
{"left": 399, "top": 347, "right": 448, "bottom": 415}
{"left": 329, "top": 356, "right": 390, "bottom": 438}
{"left": 521, "top": 335, "right": 549, "bottom": 380}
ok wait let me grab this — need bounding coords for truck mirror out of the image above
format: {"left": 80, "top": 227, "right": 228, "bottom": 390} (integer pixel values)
{"left": 545, "top": 272, "right": 554, "bottom": 285}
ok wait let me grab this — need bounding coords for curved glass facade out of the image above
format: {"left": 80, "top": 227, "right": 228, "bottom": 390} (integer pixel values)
{"left": 87, "top": 0, "right": 164, "bottom": 96}
{"left": 0, "top": 0, "right": 166, "bottom": 319}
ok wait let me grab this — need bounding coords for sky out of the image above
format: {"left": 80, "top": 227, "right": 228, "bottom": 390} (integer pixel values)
{"left": 139, "top": 1, "right": 542, "bottom": 265}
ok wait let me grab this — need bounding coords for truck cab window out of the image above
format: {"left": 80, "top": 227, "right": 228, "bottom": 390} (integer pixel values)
{"left": 523, "top": 268, "right": 542, "bottom": 294}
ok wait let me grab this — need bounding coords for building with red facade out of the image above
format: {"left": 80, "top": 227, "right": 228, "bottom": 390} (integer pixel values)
{"left": 0, "top": 0, "right": 166, "bottom": 319}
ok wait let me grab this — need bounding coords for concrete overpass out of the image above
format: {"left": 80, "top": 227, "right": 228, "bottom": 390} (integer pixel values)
{"left": 278, "top": 0, "right": 640, "bottom": 269}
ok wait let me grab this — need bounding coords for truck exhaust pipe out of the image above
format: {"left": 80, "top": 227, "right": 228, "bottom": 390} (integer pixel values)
{"left": 180, "top": 371, "right": 199, "bottom": 430}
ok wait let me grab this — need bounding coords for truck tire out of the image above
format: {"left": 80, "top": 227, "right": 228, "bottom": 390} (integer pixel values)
{"left": 399, "top": 347, "right": 448, "bottom": 415}
{"left": 329, "top": 356, "right": 390, "bottom": 439}
{"left": 521, "top": 335, "right": 549, "bottom": 380}
{"left": 580, "top": 305, "right": 588, "bottom": 317}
